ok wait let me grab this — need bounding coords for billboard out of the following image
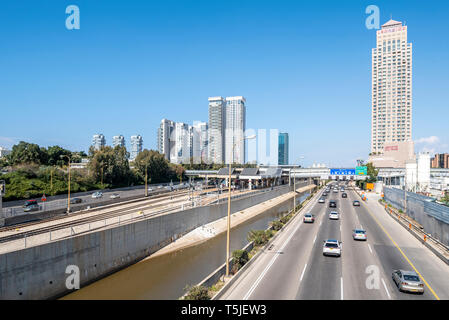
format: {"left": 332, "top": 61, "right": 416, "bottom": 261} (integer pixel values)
{"left": 356, "top": 166, "right": 367, "bottom": 175}
{"left": 330, "top": 169, "right": 356, "bottom": 175}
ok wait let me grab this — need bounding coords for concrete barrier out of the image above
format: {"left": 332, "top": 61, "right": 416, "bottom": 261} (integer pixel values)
{"left": 0, "top": 184, "right": 295, "bottom": 300}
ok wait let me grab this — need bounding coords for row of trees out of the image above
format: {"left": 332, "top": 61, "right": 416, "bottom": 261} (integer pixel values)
{"left": 0, "top": 142, "right": 186, "bottom": 201}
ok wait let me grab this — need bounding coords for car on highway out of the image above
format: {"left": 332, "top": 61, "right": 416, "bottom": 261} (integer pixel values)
{"left": 342, "top": 192, "right": 347, "bottom": 198}
{"left": 329, "top": 200, "right": 337, "bottom": 208}
{"left": 333, "top": 189, "right": 339, "bottom": 193}
{"left": 353, "top": 200, "right": 360, "bottom": 206}
{"left": 392, "top": 270, "right": 424, "bottom": 294}
{"left": 352, "top": 229, "right": 367, "bottom": 241}
{"left": 322, "top": 192, "right": 328, "bottom": 197}
{"left": 329, "top": 211, "right": 339, "bottom": 220}
{"left": 92, "top": 192, "right": 103, "bottom": 199}
{"left": 322, "top": 239, "right": 342, "bottom": 257}
{"left": 24, "top": 203, "right": 40, "bottom": 212}
{"left": 318, "top": 197, "right": 325, "bottom": 203}
{"left": 70, "top": 197, "right": 82, "bottom": 204}
{"left": 303, "top": 213, "right": 315, "bottom": 223}
{"left": 23, "top": 199, "right": 38, "bottom": 208}
{"left": 110, "top": 193, "right": 120, "bottom": 199}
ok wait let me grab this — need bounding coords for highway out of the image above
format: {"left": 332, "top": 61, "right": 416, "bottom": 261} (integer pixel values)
{"left": 219, "top": 182, "right": 449, "bottom": 300}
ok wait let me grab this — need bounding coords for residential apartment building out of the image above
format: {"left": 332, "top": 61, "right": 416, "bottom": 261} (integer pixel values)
{"left": 92, "top": 134, "right": 106, "bottom": 150}
{"left": 431, "top": 153, "right": 449, "bottom": 169}
{"left": 278, "top": 132, "right": 289, "bottom": 165}
{"left": 112, "top": 135, "right": 125, "bottom": 148}
{"left": 208, "top": 96, "right": 226, "bottom": 164}
{"left": 225, "top": 96, "right": 246, "bottom": 164}
{"left": 171, "top": 122, "right": 191, "bottom": 164}
{"left": 371, "top": 19, "right": 412, "bottom": 154}
{"left": 192, "top": 121, "right": 208, "bottom": 163}
{"left": 130, "top": 135, "right": 143, "bottom": 161}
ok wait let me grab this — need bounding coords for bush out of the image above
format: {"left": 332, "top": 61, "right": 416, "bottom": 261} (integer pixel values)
{"left": 270, "top": 220, "right": 283, "bottom": 231}
{"left": 280, "top": 214, "right": 292, "bottom": 224}
{"left": 184, "top": 285, "right": 210, "bottom": 300}
{"left": 231, "top": 250, "right": 249, "bottom": 273}
{"left": 247, "top": 230, "right": 272, "bottom": 246}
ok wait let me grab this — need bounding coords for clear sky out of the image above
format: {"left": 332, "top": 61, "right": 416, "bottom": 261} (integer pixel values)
{"left": 1, "top": 0, "right": 448, "bottom": 167}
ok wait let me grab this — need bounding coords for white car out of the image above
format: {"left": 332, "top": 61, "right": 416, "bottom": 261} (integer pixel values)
{"left": 329, "top": 211, "right": 339, "bottom": 220}
{"left": 323, "top": 239, "right": 342, "bottom": 257}
{"left": 318, "top": 197, "right": 325, "bottom": 203}
{"left": 92, "top": 192, "right": 103, "bottom": 199}
{"left": 110, "top": 193, "right": 120, "bottom": 199}
{"left": 303, "top": 213, "right": 315, "bottom": 223}
{"left": 352, "top": 229, "right": 367, "bottom": 241}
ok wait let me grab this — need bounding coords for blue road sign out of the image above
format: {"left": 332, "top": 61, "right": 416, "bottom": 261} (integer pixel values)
{"left": 330, "top": 169, "right": 356, "bottom": 175}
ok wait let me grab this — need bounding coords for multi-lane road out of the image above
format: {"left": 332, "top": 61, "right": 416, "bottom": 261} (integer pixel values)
{"left": 219, "top": 183, "right": 449, "bottom": 300}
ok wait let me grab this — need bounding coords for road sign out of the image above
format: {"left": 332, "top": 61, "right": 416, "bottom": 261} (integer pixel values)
{"left": 356, "top": 166, "right": 367, "bottom": 175}
{"left": 41, "top": 194, "right": 47, "bottom": 202}
{"left": 330, "top": 169, "right": 356, "bottom": 175}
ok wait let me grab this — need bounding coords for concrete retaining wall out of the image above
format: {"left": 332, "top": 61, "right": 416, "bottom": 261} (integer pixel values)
{"left": 0, "top": 185, "right": 295, "bottom": 300}
{"left": 384, "top": 187, "right": 449, "bottom": 246}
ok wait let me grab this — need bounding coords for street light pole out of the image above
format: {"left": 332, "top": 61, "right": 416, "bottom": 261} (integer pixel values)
{"left": 145, "top": 162, "right": 148, "bottom": 197}
{"left": 225, "top": 134, "right": 256, "bottom": 277}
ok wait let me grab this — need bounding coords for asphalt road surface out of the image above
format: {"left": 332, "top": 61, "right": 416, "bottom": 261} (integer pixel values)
{"left": 219, "top": 183, "right": 449, "bottom": 300}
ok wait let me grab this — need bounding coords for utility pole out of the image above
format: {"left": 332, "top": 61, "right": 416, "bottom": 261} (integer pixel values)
{"left": 60, "top": 155, "right": 71, "bottom": 213}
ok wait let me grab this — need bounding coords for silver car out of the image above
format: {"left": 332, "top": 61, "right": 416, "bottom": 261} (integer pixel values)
{"left": 318, "top": 197, "right": 325, "bottom": 203}
{"left": 352, "top": 229, "right": 367, "bottom": 241}
{"left": 392, "top": 270, "right": 424, "bottom": 294}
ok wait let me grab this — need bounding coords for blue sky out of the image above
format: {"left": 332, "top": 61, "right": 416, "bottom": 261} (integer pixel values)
{"left": 1, "top": 0, "right": 448, "bottom": 167}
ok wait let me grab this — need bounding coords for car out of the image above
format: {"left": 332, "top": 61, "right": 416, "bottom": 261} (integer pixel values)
{"left": 352, "top": 229, "right": 367, "bottom": 241}
{"left": 329, "top": 211, "right": 339, "bottom": 220}
{"left": 329, "top": 200, "right": 337, "bottom": 208}
{"left": 23, "top": 199, "right": 38, "bottom": 208}
{"left": 70, "top": 197, "right": 82, "bottom": 204}
{"left": 353, "top": 200, "right": 360, "bottom": 206}
{"left": 322, "top": 192, "right": 328, "bottom": 197}
{"left": 342, "top": 192, "right": 347, "bottom": 198}
{"left": 24, "top": 203, "right": 40, "bottom": 212}
{"left": 333, "top": 189, "right": 339, "bottom": 193}
{"left": 392, "top": 270, "right": 424, "bottom": 294}
{"left": 318, "top": 197, "right": 325, "bottom": 203}
{"left": 323, "top": 239, "right": 342, "bottom": 257}
{"left": 110, "top": 193, "right": 120, "bottom": 199}
{"left": 303, "top": 213, "right": 315, "bottom": 223}
{"left": 92, "top": 192, "right": 103, "bottom": 199}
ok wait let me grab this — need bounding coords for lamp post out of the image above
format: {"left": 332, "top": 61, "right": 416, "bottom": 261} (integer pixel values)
{"left": 60, "top": 155, "right": 72, "bottom": 213}
{"left": 145, "top": 162, "right": 149, "bottom": 197}
{"left": 225, "top": 134, "right": 256, "bottom": 277}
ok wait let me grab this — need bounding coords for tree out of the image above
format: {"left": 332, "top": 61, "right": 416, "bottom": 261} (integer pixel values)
{"left": 366, "top": 162, "right": 378, "bottom": 183}
{"left": 134, "top": 149, "right": 175, "bottom": 184}
{"left": 47, "top": 146, "right": 72, "bottom": 167}
{"left": 7, "top": 141, "right": 47, "bottom": 165}
{"left": 88, "top": 146, "right": 132, "bottom": 187}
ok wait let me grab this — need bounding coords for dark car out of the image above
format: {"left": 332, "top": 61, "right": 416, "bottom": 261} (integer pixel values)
{"left": 329, "top": 200, "right": 337, "bottom": 208}
{"left": 24, "top": 204, "right": 40, "bottom": 212}
{"left": 70, "top": 197, "right": 83, "bottom": 204}
{"left": 353, "top": 200, "right": 360, "bottom": 206}
{"left": 23, "top": 199, "right": 38, "bottom": 208}
{"left": 342, "top": 193, "right": 347, "bottom": 198}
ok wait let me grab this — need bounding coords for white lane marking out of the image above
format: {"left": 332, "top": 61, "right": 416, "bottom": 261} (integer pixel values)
{"left": 300, "top": 264, "right": 307, "bottom": 282}
{"left": 381, "top": 278, "right": 391, "bottom": 299}
{"left": 319, "top": 220, "right": 322, "bottom": 226}
{"left": 341, "top": 277, "right": 344, "bottom": 300}
{"left": 313, "top": 235, "right": 317, "bottom": 244}
{"left": 340, "top": 225, "right": 342, "bottom": 232}
{"left": 367, "top": 243, "right": 373, "bottom": 254}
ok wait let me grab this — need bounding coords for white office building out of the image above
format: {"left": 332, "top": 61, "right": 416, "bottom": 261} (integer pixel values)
{"left": 225, "top": 96, "right": 246, "bottom": 164}
{"left": 0, "top": 147, "right": 11, "bottom": 158}
{"left": 171, "top": 122, "right": 191, "bottom": 164}
{"left": 92, "top": 134, "right": 106, "bottom": 150}
{"left": 158, "top": 119, "right": 176, "bottom": 161}
{"left": 130, "top": 135, "right": 143, "bottom": 161}
{"left": 192, "top": 121, "right": 208, "bottom": 163}
{"left": 371, "top": 19, "right": 413, "bottom": 154}
{"left": 208, "top": 96, "right": 226, "bottom": 164}
{"left": 112, "top": 135, "right": 125, "bottom": 148}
